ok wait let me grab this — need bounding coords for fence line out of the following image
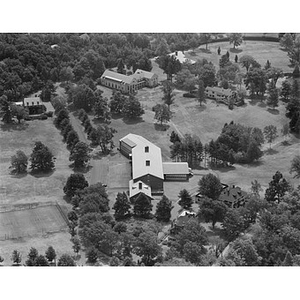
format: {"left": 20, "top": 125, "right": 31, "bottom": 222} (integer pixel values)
{"left": 0, "top": 201, "right": 57, "bottom": 213}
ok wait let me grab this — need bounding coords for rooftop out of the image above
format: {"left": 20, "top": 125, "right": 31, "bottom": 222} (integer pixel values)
{"left": 101, "top": 69, "right": 136, "bottom": 85}
{"left": 23, "top": 97, "right": 42, "bottom": 106}
{"left": 129, "top": 180, "right": 152, "bottom": 199}
{"left": 133, "top": 69, "right": 156, "bottom": 80}
{"left": 205, "top": 86, "right": 233, "bottom": 96}
{"left": 120, "top": 133, "right": 164, "bottom": 180}
{"left": 162, "top": 162, "right": 189, "bottom": 175}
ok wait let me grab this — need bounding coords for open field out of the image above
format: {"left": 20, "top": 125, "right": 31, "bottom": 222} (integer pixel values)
{"left": 185, "top": 40, "right": 292, "bottom": 72}
{"left": 0, "top": 231, "right": 74, "bottom": 266}
{"left": 0, "top": 203, "right": 69, "bottom": 241}
{"left": 0, "top": 118, "right": 72, "bottom": 206}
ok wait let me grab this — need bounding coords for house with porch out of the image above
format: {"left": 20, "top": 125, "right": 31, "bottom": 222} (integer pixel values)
{"left": 23, "top": 97, "right": 46, "bottom": 115}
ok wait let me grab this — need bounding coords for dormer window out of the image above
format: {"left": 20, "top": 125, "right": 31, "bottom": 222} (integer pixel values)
{"left": 146, "top": 160, "right": 150, "bottom": 166}
{"left": 139, "top": 182, "right": 142, "bottom": 190}
{"left": 27, "top": 102, "right": 29, "bottom": 106}
{"left": 37, "top": 101, "right": 39, "bottom": 105}
{"left": 32, "top": 102, "right": 34, "bottom": 105}
{"left": 145, "top": 146, "right": 149, "bottom": 153}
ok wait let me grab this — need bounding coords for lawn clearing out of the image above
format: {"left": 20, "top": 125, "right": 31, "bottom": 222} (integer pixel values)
{"left": 0, "top": 118, "right": 72, "bottom": 206}
{"left": 185, "top": 40, "right": 292, "bottom": 73}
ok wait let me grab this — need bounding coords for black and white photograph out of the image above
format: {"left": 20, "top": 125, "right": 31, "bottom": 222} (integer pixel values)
{"left": 0, "top": 2, "right": 299, "bottom": 299}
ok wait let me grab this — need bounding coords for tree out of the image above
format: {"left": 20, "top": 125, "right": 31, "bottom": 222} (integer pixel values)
{"left": 69, "top": 142, "right": 91, "bottom": 169}
{"left": 239, "top": 55, "right": 256, "bottom": 73}
{"left": 280, "top": 33, "right": 294, "bottom": 51}
{"left": 133, "top": 193, "right": 153, "bottom": 219}
{"left": 153, "top": 104, "right": 172, "bottom": 125}
{"left": 161, "top": 80, "right": 175, "bottom": 109}
{"left": 178, "top": 189, "right": 193, "bottom": 210}
{"left": 117, "top": 58, "right": 125, "bottom": 74}
{"left": 79, "top": 193, "right": 110, "bottom": 215}
{"left": 263, "top": 125, "right": 278, "bottom": 149}
{"left": 266, "top": 84, "right": 279, "bottom": 108}
{"left": 30, "top": 141, "right": 55, "bottom": 172}
{"left": 175, "top": 68, "right": 197, "bottom": 91}
{"left": 134, "top": 232, "right": 161, "bottom": 266}
{"left": 68, "top": 84, "right": 95, "bottom": 112}
{"left": 122, "top": 94, "right": 144, "bottom": 119}
{"left": 155, "top": 38, "right": 170, "bottom": 56}
{"left": 11, "top": 250, "right": 22, "bottom": 265}
{"left": 34, "top": 255, "right": 49, "bottom": 266}
{"left": 197, "top": 63, "right": 216, "bottom": 87}
{"left": 62, "top": 123, "right": 73, "bottom": 141}
{"left": 222, "top": 209, "right": 245, "bottom": 241}
{"left": 157, "top": 55, "right": 182, "bottom": 82}
{"left": 26, "top": 247, "right": 39, "bottom": 266}
{"left": 290, "top": 156, "right": 300, "bottom": 179}
{"left": 175, "top": 219, "right": 208, "bottom": 254}
{"left": 109, "top": 90, "right": 127, "bottom": 115}
{"left": 286, "top": 95, "right": 300, "bottom": 134}
{"left": 66, "top": 130, "right": 79, "bottom": 149}
{"left": 0, "top": 95, "right": 12, "bottom": 124}
{"left": 86, "top": 247, "right": 98, "bottom": 264}
{"left": 114, "top": 222, "right": 127, "bottom": 234}
{"left": 113, "top": 192, "right": 131, "bottom": 220}
{"left": 197, "top": 79, "right": 206, "bottom": 106}
{"left": 198, "top": 197, "right": 228, "bottom": 228}
{"left": 155, "top": 195, "right": 173, "bottom": 222}
{"left": 251, "top": 180, "right": 263, "bottom": 197}
{"left": 58, "top": 254, "right": 76, "bottom": 266}
{"left": 219, "top": 54, "right": 230, "bottom": 69}
{"left": 198, "top": 173, "right": 223, "bottom": 200}
{"left": 9, "top": 150, "right": 28, "bottom": 174}
{"left": 267, "top": 67, "right": 283, "bottom": 86}
{"left": 183, "top": 241, "right": 204, "bottom": 265}
{"left": 170, "top": 130, "right": 181, "bottom": 144}
{"left": 71, "top": 236, "right": 81, "bottom": 254}
{"left": 91, "top": 124, "right": 116, "bottom": 154}
{"left": 45, "top": 246, "right": 56, "bottom": 263}
{"left": 229, "top": 33, "right": 243, "bottom": 49}
{"left": 93, "top": 90, "right": 111, "bottom": 122}
{"left": 63, "top": 173, "right": 89, "bottom": 198}
{"left": 265, "top": 171, "right": 291, "bottom": 203}
{"left": 11, "top": 105, "right": 28, "bottom": 123}
{"left": 0, "top": 256, "right": 4, "bottom": 265}
{"left": 280, "top": 80, "right": 292, "bottom": 102}
{"left": 54, "top": 108, "right": 69, "bottom": 128}
{"left": 244, "top": 67, "right": 267, "bottom": 99}
{"left": 199, "top": 33, "right": 212, "bottom": 50}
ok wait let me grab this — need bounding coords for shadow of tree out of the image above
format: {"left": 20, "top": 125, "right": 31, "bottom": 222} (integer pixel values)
{"left": 229, "top": 47, "right": 243, "bottom": 53}
{"left": 92, "top": 117, "right": 111, "bottom": 125}
{"left": 267, "top": 108, "right": 280, "bottom": 115}
{"left": 210, "top": 165, "right": 236, "bottom": 173}
{"left": 0, "top": 122, "right": 29, "bottom": 131}
{"left": 281, "top": 140, "right": 292, "bottom": 146}
{"left": 111, "top": 114, "right": 123, "bottom": 120}
{"left": 264, "top": 148, "right": 279, "bottom": 155}
{"left": 29, "top": 169, "right": 55, "bottom": 178}
{"left": 10, "top": 172, "right": 28, "bottom": 179}
{"left": 198, "top": 48, "right": 212, "bottom": 54}
{"left": 122, "top": 117, "right": 144, "bottom": 125}
{"left": 196, "top": 104, "right": 207, "bottom": 112}
{"left": 154, "top": 123, "right": 169, "bottom": 131}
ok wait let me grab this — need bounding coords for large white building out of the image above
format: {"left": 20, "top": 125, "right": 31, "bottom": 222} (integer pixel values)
{"left": 100, "top": 69, "right": 158, "bottom": 94}
{"left": 119, "top": 133, "right": 190, "bottom": 199}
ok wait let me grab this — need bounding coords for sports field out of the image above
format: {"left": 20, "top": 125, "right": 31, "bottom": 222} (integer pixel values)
{"left": 0, "top": 204, "right": 69, "bottom": 240}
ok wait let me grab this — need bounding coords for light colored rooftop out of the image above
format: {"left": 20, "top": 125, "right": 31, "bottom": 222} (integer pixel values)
{"left": 162, "top": 162, "right": 189, "bottom": 175}
{"left": 23, "top": 97, "right": 42, "bottom": 106}
{"left": 133, "top": 69, "right": 156, "bottom": 80}
{"left": 169, "top": 51, "right": 196, "bottom": 64}
{"left": 129, "top": 180, "right": 152, "bottom": 199}
{"left": 120, "top": 133, "right": 164, "bottom": 180}
{"left": 101, "top": 69, "right": 136, "bottom": 85}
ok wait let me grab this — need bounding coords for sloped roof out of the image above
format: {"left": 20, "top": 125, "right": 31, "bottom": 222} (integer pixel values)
{"left": 162, "top": 162, "right": 189, "bottom": 175}
{"left": 133, "top": 69, "right": 157, "bottom": 80}
{"left": 219, "top": 185, "right": 248, "bottom": 204}
{"left": 101, "top": 70, "right": 135, "bottom": 85}
{"left": 169, "top": 51, "right": 196, "bottom": 64}
{"left": 120, "top": 133, "right": 164, "bottom": 180}
{"left": 205, "top": 86, "right": 232, "bottom": 96}
{"left": 23, "top": 97, "right": 42, "bottom": 106}
{"left": 129, "top": 180, "right": 152, "bottom": 199}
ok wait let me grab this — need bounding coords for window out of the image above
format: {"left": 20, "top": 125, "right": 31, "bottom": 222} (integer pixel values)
{"left": 145, "top": 146, "right": 149, "bottom": 153}
{"left": 146, "top": 160, "right": 150, "bottom": 166}
{"left": 27, "top": 102, "right": 29, "bottom": 106}
{"left": 37, "top": 101, "right": 39, "bottom": 105}
{"left": 32, "top": 102, "right": 34, "bottom": 105}
{"left": 139, "top": 182, "right": 142, "bottom": 190}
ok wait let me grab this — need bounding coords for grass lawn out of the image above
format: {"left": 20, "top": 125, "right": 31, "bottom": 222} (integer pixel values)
{"left": 185, "top": 40, "right": 292, "bottom": 73}
{"left": 0, "top": 118, "right": 72, "bottom": 207}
